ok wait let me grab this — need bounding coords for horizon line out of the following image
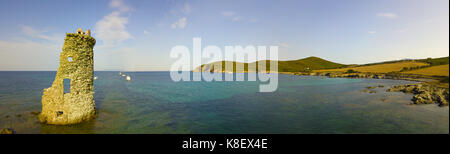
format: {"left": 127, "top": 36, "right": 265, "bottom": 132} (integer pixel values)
{"left": 1, "top": 55, "right": 448, "bottom": 72}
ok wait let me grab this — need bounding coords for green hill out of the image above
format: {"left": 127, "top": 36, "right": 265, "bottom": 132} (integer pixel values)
{"left": 276, "top": 56, "right": 346, "bottom": 72}
{"left": 357, "top": 56, "right": 449, "bottom": 67}
{"left": 193, "top": 56, "right": 346, "bottom": 72}
{"left": 418, "top": 57, "right": 449, "bottom": 66}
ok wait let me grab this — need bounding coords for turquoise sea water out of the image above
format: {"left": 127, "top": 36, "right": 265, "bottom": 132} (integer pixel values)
{"left": 0, "top": 71, "right": 448, "bottom": 134}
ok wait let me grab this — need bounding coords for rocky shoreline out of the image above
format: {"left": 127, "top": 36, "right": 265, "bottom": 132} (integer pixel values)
{"left": 286, "top": 71, "right": 436, "bottom": 82}
{"left": 282, "top": 71, "right": 449, "bottom": 106}
{"left": 387, "top": 84, "right": 449, "bottom": 106}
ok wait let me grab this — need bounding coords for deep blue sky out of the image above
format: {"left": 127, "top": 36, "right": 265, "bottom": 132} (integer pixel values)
{"left": 0, "top": 0, "right": 448, "bottom": 71}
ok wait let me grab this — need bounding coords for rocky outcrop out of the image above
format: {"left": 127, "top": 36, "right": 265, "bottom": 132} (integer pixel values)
{"left": 387, "top": 84, "right": 449, "bottom": 106}
{"left": 362, "top": 89, "right": 377, "bottom": 93}
{"left": 366, "top": 86, "right": 377, "bottom": 89}
{"left": 289, "top": 71, "right": 449, "bottom": 106}
{"left": 0, "top": 128, "right": 15, "bottom": 134}
{"left": 308, "top": 72, "right": 437, "bottom": 83}
{"left": 310, "top": 72, "right": 391, "bottom": 79}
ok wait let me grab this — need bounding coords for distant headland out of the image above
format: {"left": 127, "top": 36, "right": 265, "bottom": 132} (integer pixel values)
{"left": 194, "top": 56, "right": 449, "bottom": 106}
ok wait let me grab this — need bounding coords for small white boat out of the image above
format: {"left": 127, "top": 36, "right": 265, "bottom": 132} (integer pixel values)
{"left": 119, "top": 72, "right": 122, "bottom": 75}
{"left": 122, "top": 74, "right": 126, "bottom": 77}
{"left": 126, "top": 75, "right": 131, "bottom": 81}
{"left": 94, "top": 76, "right": 98, "bottom": 80}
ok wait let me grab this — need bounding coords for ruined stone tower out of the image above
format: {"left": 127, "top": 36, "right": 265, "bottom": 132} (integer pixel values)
{"left": 39, "top": 28, "right": 96, "bottom": 125}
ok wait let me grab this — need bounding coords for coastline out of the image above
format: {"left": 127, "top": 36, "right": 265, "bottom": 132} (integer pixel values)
{"left": 280, "top": 71, "right": 449, "bottom": 106}
{"left": 193, "top": 70, "right": 449, "bottom": 106}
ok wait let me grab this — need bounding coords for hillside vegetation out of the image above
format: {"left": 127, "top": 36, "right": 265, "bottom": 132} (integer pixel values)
{"left": 276, "top": 57, "right": 345, "bottom": 72}
{"left": 402, "top": 64, "right": 449, "bottom": 77}
{"left": 314, "top": 61, "right": 429, "bottom": 73}
{"left": 314, "top": 57, "right": 449, "bottom": 74}
{"left": 418, "top": 57, "right": 449, "bottom": 66}
{"left": 194, "top": 56, "right": 449, "bottom": 81}
{"left": 194, "top": 56, "right": 346, "bottom": 72}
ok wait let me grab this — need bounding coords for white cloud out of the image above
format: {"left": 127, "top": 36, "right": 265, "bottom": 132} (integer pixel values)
{"left": 377, "top": 13, "right": 398, "bottom": 19}
{"left": 109, "top": 0, "right": 131, "bottom": 13}
{"left": 95, "top": 0, "right": 133, "bottom": 47}
{"left": 0, "top": 25, "right": 65, "bottom": 70}
{"left": 222, "top": 11, "right": 241, "bottom": 22}
{"left": 20, "top": 25, "right": 61, "bottom": 42}
{"left": 171, "top": 17, "right": 187, "bottom": 29}
{"left": 221, "top": 11, "right": 257, "bottom": 23}
{"left": 169, "top": 3, "right": 191, "bottom": 29}
{"left": 368, "top": 31, "right": 377, "bottom": 34}
{"left": 143, "top": 30, "right": 149, "bottom": 34}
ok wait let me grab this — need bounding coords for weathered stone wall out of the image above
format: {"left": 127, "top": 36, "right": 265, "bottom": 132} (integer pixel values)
{"left": 39, "top": 30, "right": 96, "bottom": 125}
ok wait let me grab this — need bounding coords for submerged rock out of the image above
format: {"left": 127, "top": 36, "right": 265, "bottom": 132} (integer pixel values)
{"left": 362, "top": 88, "right": 377, "bottom": 93}
{"left": 366, "top": 86, "right": 377, "bottom": 89}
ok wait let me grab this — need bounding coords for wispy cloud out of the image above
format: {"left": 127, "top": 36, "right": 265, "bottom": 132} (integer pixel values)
{"left": 221, "top": 11, "right": 257, "bottom": 23}
{"left": 20, "top": 25, "right": 61, "bottom": 42}
{"left": 368, "top": 31, "right": 377, "bottom": 34}
{"left": 222, "top": 11, "right": 243, "bottom": 22}
{"left": 170, "top": 2, "right": 191, "bottom": 15}
{"left": 0, "top": 25, "right": 63, "bottom": 70}
{"left": 171, "top": 17, "right": 187, "bottom": 29}
{"left": 169, "top": 3, "right": 191, "bottom": 29}
{"left": 109, "top": 0, "right": 131, "bottom": 12}
{"left": 377, "top": 13, "right": 398, "bottom": 19}
{"left": 95, "top": 0, "right": 133, "bottom": 47}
